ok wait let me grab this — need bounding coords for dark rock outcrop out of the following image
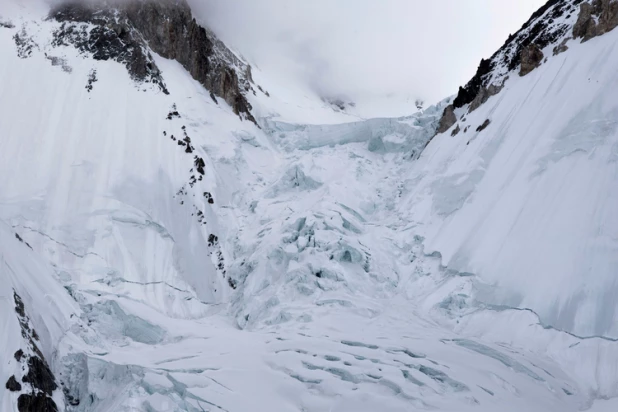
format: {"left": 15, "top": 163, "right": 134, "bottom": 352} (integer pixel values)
{"left": 12, "top": 292, "right": 60, "bottom": 412}
{"left": 553, "top": 36, "right": 571, "bottom": 55}
{"left": 50, "top": 0, "right": 256, "bottom": 122}
{"left": 51, "top": 1, "right": 169, "bottom": 93}
{"left": 435, "top": 105, "right": 457, "bottom": 135}
{"left": 468, "top": 83, "right": 504, "bottom": 112}
{"left": 6, "top": 376, "right": 22, "bottom": 392}
{"left": 519, "top": 43, "right": 544, "bottom": 76}
{"left": 22, "top": 357, "right": 58, "bottom": 396}
{"left": 573, "top": 1, "right": 597, "bottom": 38}
{"left": 14, "top": 28, "right": 38, "bottom": 58}
{"left": 451, "top": 0, "right": 582, "bottom": 110}
{"left": 17, "top": 393, "right": 58, "bottom": 412}
{"left": 434, "top": 1, "right": 592, "bottom": 134}
{"left": 451, "top": 124, "right": 461, "bottom": 136}
{"left": 452, "top": 58, "right": 493, "bottom": 109}
{"left": 208, "top": 234, "right": 219, "bottom": 247}
{"left": 123, "top": 0, "right": 256, "bottom": 122}
{"left": 1, "top": 19, "right": 15, "bottom": 29}
{"left": 436, "top": 0, "right": 618, "bottom": 131}
{"left": 476, "top": 119, "right": 491, "bottom": 132}
{"left": 573, "top": 0, "right": 618, "bottom": 41}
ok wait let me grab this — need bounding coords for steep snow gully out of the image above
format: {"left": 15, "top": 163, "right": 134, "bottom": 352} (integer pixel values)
{"left": 1, "top": 0, "right": 618, "bottom": 411}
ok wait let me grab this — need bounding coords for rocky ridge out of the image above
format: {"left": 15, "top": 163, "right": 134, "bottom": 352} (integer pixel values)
{"left": 50, "top": 0, "right": 256, "bottom": 122}
{"left": 436, "top": 0, "right": 618, "bottom": 135}
{"left": 8, "top": 292, "right": 60, "bottom": 412}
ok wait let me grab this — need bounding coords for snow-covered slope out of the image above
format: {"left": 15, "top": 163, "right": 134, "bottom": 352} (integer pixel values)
{"left": 1, "top": 0, "right": 618, "bottom": 411}
{"left": 1, "top": 221, "right": 77, "bottom": 411}
{"left": 410, "top": 0, "right": 618, "bottom": 338}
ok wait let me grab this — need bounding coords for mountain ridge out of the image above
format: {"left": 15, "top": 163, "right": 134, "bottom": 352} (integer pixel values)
{"left": 437, "top": 0, "right": 618, "bottom": 135}
{"left": 50, "top": 0, "right": 257, "bottom": 122}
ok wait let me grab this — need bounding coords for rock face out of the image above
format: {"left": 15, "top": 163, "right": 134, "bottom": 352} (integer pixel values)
{"left": 435, "top": 104, "right": 457, "bottom": 135}
{"left": 573, "top": 0, "right": 618, "bottom": 41}
{"left": 10, "top": 292, "right": 60, "bottom": 412}
{"left": 451, "top": 0, "right": 581, "bottom": 110}
{"left": 451, "top": 124, "right": 461, "bottom": 136}
{"left": 50, "top": 0, "right": 256, "bottom": 122}
{"left": 6, "top": 375, "right": 22, "bottom": 391}
{"left": 452, "top": 0, "right": 618, "bottom": 110}
{"left": 519, "top": 43, "right": 544, "bottom": 76}
{"left": 123, "top": 0, "right": 255, "bottom": 121}
{"left": 17, "top": 393, "right": 58, "bottom": 412}
{"left": 51, "top": 2, "right": 169, "bottom": 93}
{"left": 437, "top": 0, "right": 618, "bottom": 131}
{"left": 475, "top": 119, "right": 491, "bottom": 132}
{"left": 468, "top": 83, "right": 504, "bottom": 112}
{"left": 553, "top": 36, "right": 571, "bottom": 55}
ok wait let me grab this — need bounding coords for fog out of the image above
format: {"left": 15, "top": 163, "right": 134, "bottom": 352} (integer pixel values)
{"left": 189, "top": 0, "right": 545, "bottom": 105}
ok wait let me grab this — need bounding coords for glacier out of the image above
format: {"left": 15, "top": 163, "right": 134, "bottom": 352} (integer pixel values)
{"left": 1, "top": 0, "right": 618, "bottom": 411}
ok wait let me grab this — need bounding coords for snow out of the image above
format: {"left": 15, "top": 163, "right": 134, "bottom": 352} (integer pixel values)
{"left": 1, "top": 0, "right": 618, "bottom": 411}
{"left": 401, "top": 27, "right": 618, "bottom": 338}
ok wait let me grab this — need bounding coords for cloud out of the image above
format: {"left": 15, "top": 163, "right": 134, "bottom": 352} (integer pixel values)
{"left": 189, "top": 0, "right": 545, "bottom": 105}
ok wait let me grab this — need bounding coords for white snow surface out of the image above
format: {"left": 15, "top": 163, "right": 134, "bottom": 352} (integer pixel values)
{"left": 1, "top": 1, "right": 618, "bottom": 411}
{"left": 403, "top": 28, "right": 618, "bottom": 338}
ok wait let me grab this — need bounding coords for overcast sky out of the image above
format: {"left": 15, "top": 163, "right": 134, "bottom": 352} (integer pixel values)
{"left": 189, "top": 0, "right": 545, "bottom": 105}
